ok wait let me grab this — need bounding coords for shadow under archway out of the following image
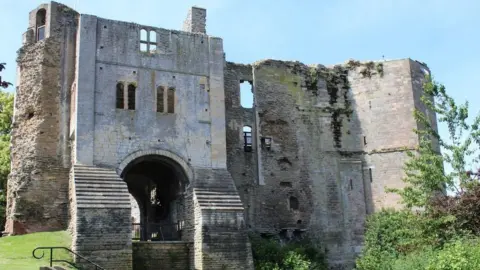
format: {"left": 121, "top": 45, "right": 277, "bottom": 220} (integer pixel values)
{"left": 121, "top": 154, "right": 189, "bottom": 241}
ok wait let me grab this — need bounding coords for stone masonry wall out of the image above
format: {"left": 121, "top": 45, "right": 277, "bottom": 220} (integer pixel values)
{"left": 132, "top": 242, "right": 191, "bottom": 270}
{"left": 224, "top": 58, "right": 433, "bottom": 268}
{"left": 5, "top": 3, "right": 78, "bottom": 235}
{"left": 224, "top": 62, "right": 256, "bottom": 227}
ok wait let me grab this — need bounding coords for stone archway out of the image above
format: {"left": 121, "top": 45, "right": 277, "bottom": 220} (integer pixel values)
{"left": 117, "top": 150, "right": 192, "bottom": 242}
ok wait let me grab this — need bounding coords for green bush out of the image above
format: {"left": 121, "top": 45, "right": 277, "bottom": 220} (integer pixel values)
{"left": 356, "top": 209, "right": 440, "bottom": 270}
{"left": 250, "top": 234, "right": 327, "bottom": 270}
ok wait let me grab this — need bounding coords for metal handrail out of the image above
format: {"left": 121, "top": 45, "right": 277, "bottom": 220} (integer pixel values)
{"left": 32, "top": 246, "right": 105, "bottom": 270}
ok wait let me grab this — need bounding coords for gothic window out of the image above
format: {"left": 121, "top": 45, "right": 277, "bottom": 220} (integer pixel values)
{"left": 167, "top": 87, "right": 175, "bottom": 113}
{"left": 127, "top": 84, "right": 136, "bottom": 110}
{"left": 140, "top": 28, "right": 157, "bottom": 53}
{"left": 36, "top": 9, "right": 46, "bottom": 41}
{"left": 116, "top": 82, "right": 124, "bottom": 109}
{"left": 156, "top": 86, "right": 164, "bottom": 112}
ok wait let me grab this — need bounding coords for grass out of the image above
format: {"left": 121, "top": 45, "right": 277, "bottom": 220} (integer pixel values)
{"left": 0, "top": 230, "right": 74, "bottom": 269}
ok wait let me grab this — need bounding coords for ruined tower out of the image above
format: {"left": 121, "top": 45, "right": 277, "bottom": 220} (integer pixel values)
{"left": 6, "top": 1, "right": 437, "bottom": 270}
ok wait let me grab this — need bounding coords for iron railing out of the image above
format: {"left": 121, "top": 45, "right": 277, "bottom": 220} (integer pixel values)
{"left": 32, "top": 246, "right": 105, "bottom": 270}
{"left": 132, "top": 222, "right": 183, "bottom": 241}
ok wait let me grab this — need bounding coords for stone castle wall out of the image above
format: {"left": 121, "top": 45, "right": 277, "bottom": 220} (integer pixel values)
{"left": 224, "top": 59, "right": 432, "bottom": 268}
{"left": 7, "top": 2, "right": 436, "bottom": 270}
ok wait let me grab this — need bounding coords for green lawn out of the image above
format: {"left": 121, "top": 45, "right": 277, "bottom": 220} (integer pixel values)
{"left": 0, "top": 230, "right": 74, "bottom": 269}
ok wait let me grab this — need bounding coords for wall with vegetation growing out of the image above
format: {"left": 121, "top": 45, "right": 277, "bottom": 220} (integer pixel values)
{"left": 225, "top": 58, "right": 431, "bottom": 268}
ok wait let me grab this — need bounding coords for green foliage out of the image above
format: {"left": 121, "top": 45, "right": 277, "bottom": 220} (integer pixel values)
{"left": 388, "top": 75, "right": 480, "bottom": 209}
{"left": 0, "top": 73, "right": 13, "bottom": 232}
{"left": 250, "top": 234, "right": 327, "bottom": 270}
{"left": 359, "top": 73, "right": 480, "bottom": 270}
{"left": 355, "top": 209, "right": 438, "bottom": 270}
{"left": 388, "top": 237, "right": 480, "bottom": 270}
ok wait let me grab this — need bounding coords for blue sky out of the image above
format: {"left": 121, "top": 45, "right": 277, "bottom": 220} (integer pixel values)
{"left": 1, "top": 0, "right": 479, "bottom": 168}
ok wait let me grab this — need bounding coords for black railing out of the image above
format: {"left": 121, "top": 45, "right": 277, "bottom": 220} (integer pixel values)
{"left": 32, "top": 246, "right": 105, "bottom": 270}
{"left": 132, "top": 222, "right": 183, "bottom": 241}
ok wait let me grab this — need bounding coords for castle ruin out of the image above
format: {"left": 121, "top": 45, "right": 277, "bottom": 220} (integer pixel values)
{"left": 4, "top": 2, "right": 438, "bottom": 269}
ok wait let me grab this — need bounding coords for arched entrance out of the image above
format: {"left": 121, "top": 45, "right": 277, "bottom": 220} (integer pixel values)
{"left": 121, "top": 154, "right": 189, "bottom": 241}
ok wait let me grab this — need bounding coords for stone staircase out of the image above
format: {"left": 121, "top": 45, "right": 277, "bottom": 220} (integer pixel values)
{"left": 72, "top": 165, "right": 130, "bottom": 208}
{"left": 194, "top": 188, "right": 244, "bottom": 210}
{"left": 193, "top": 168, "right": 245, "bottom": 210}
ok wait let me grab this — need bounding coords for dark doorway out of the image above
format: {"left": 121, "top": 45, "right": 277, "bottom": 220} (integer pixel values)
{"left": 122, "top": 155, "right": 187, "bottom": 241}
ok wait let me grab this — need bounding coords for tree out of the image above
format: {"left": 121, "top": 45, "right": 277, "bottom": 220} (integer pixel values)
{"left": 0, "top": 63, "right": 13, "bottom": 233}
{"left": 389, "top": 75, "right": 480, "bottom": 209}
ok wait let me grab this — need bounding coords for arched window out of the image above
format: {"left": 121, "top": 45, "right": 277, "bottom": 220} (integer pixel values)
{"left": 140, "top": 29, "right": 148, "bottom": 52}
{"left": 116, "top": 82, "right": 124, "bottom": 109}
{"left": 156, "top": 86, "right": 164, "bottom": 112}
{"left": 139, "top": 28, "right": 157, "bottom": 54}
{"left": 240, "top": 81, "right": 253, "bottom": 108}
{"left": 167, "top": 87, "right": 175, "bottom": 113}
{"left": 243, "top": 126, "right": 252, "bottom": 152}
{"left": 149, "top": 31, "right": 157, "bottom": 53}
{"left": 128, "top": 84, "right": 136, "bottom": 110}
{"left": 36, "top": 9, "right": 46, "bottom": 41}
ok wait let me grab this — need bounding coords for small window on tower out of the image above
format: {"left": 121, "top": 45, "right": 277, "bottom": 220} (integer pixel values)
{"left": 127, "top": 84, "right": 136, "bottom": 110}
{"left": 243, "top": 126, "right": 252, "bottom": 152}
{"left": 36, "top": 9, "right": 46, "bottom": 41}
{"left": 116, "top": 82, "right": 124, "bottom": 109}
{"left": 289, "top": 196, "right": 299, "bottom": 210}
{"left": 167, "top": 87, "right": 175, "bottom": 113}
{"left": 156, "top": 86, "right": 164, "bottom": 113}
{"left": 261, "top": 137, "right": 272, "bottom": 150}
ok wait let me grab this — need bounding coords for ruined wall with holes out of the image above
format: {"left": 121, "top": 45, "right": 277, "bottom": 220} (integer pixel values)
{"left": 5, "top": 2, "right": 78, "bottom": 235}
{"left": 225, "top": 58, "right": 433, "bottom": 268}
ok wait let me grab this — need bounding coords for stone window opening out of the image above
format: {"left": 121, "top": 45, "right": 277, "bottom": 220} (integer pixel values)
{"left": 167, "top": 87, "right": 175, "bottom": 113}
{"left": 243, "top": 126, "right": 252, "bottom": 152}
{"left": 369, "top": 168, "right": 373, "bottom": 183}
{"left": 116, "top": 82, "right": 124, "bottom": 109}
{"left": 127, "top": 84, "right": 136, "bottom": 110}
{"left": 363, "top": 136, "right": 367, "bottom": 146}
{"left": 36, "top": 9, "right": 46, "bottom": 41}
{"left": 261, "top": 136, "right": 272, "bottom": 150}
{"left": 349, "top": 179, "right": 353, "bottom": 190}
{"left": 239, "top": 80, "right": 253, "bottom": 108}
{"left": 289, "top": 196, "right": 299, "bottom": 210}
{"left": 140, "top": 28, "right": 157, "bottom": 53}
{"left": 156, "top": 86, "right": 164, "bottom": 112}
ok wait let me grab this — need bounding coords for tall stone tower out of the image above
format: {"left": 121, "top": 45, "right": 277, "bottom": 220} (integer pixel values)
{"left": 5, "top": 1, "right": 78, "bottom": 235}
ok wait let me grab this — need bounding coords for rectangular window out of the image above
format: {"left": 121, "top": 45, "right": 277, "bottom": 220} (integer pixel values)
{"left": 37, "top": 26, "right": 45, "bottom": 41}
{"left": 167, "top": 87, "right": 175, "bottom": 113}
{"left": 369, "top": 168, "right": 373, "bottom": 183}
{"left": 127, "top": 84, "right": 136, "bottom": 110}
{"left": 244, "top": 131, "right": 252, "bottom": 152}
{"left": 156, "top": 86, "right": 164, "bottom": 112}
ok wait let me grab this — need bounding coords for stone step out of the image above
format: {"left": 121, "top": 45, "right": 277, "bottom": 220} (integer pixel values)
{"left": 75, "top": 178, "right": 124, "bottom": 184}
{"left": 75, "top": 187, "right": 129, "bottom": 193}
{"left": 76, "top": 191, "right": 130, "bottom": 197}
{"left": 74, "top": 174, "right": 122, "bottom": 180}
{"left": 74, "top": 165, "right": 113, "bottom": 171}
{"left": 196, "top": 197, "right": 241, "bottom": 202}
{"left": 197, "top": 199, "right": 242, "bottom": 204}
{"left": 77, "top": 203, "right": 131, "bottom": 209}
{"left": 75, "top": 198, "right": 130, "bottom": 204}
{"left": 77, "top": 195, "right": 130, "bottom": 202}
{"left": 75, "top": 183, "right": 127, "bottom": 188}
